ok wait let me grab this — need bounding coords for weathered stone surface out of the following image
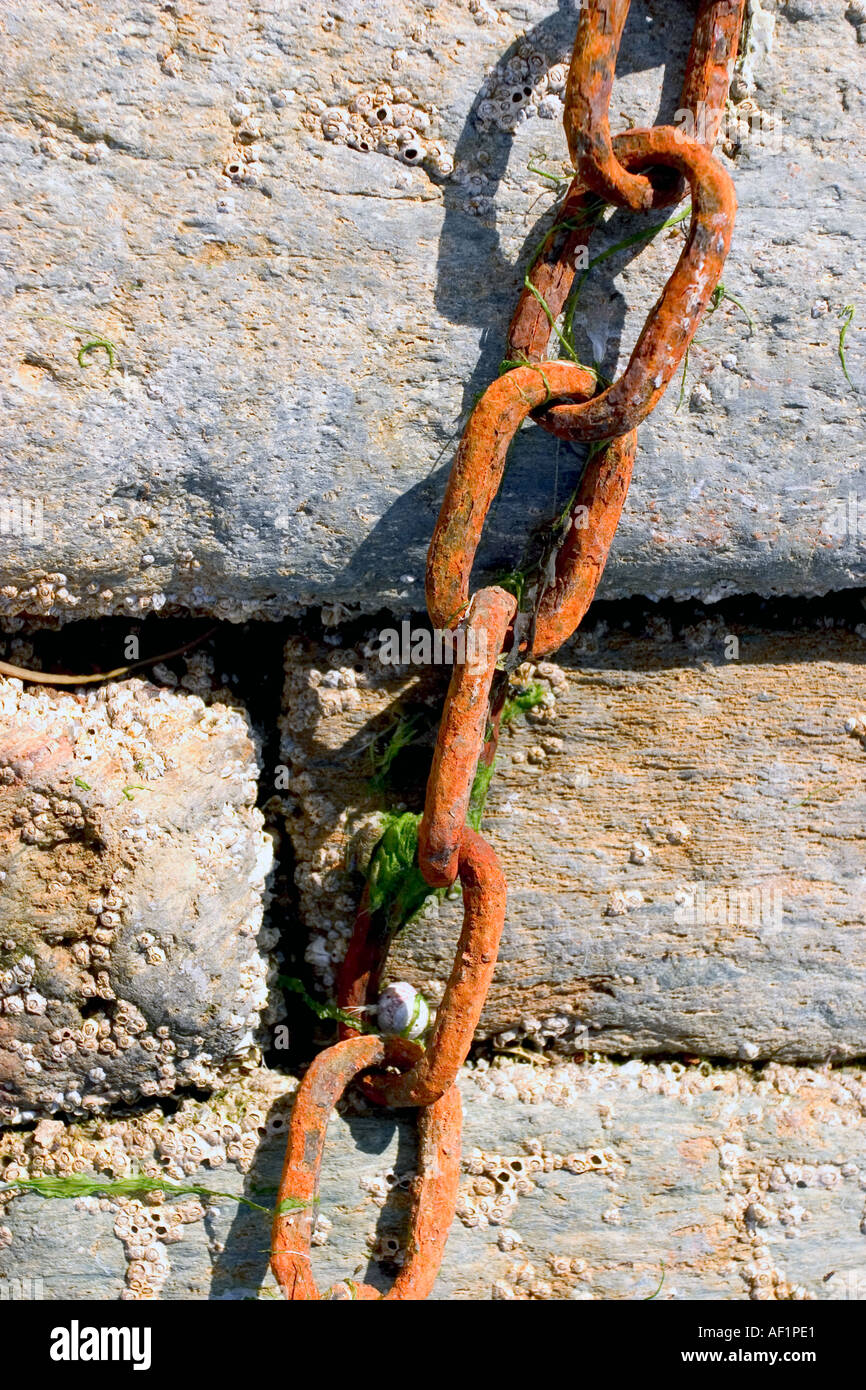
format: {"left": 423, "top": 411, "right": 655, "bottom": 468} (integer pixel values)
{"left": 0, "top": 676, "right": 277, "bottom": 1122}
{"left": 280, "top": 617, "right": 866, "bottom": 1059}
{"left": 0, "top": 1, "right": 863, "bottom": 622}
{"left": 2, "top": 1056, "right": 865, "bottom": 1300}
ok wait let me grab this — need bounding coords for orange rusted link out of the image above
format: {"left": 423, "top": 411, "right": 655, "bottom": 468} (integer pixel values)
{"left": 535, "top": 128, "right": 735, "bottom": 443}
{"left": 338, "top": 685, "right": 510, "bottom": 1034}
{"left": 418, "top": 585, "right": 517, "bottom": 888}
{"left": 681, "top": 1, "right": 747, "bottom": 153}
{"left": 658, "top": 0, "right": 748, "bottom": 208}
{"left": 362, "top": 827, "right": 505, "bottom": 1108}
{"left": 336, "top": 886, "right": 385, "bottom": 1042}
{"left": 565, "top": 0, "right": 647, "bottom": 209}
{"left": 565, "top": 0, "right": 744, "bottom": 211}
{"left": 530, "top": 429, "right": 636, "bottom": 658}
{"left": 507, "top": 179, "right": 600, "bottom": 366}
{"left": 507, "top": 214, "right": 636, "bottom": 658}
{"left": 338, "top": 692, "right": 509, "bottom": 1032}
{"left": 506, "top": 197, "right": 638, "bottom": 658}
{"left": 271, "top": 1034, "right": 462, "bottom": 1301}
{"left": 426, "top": 360, "right": 595, "bottom": 634}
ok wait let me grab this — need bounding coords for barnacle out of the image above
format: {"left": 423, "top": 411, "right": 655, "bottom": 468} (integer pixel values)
{"left": 313, "top": 83, "right": 449, "bottom": 175}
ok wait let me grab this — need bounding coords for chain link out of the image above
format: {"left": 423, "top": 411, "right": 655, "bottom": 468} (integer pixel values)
{"left": 565, "top": 0, "right": 745, "bottom": 211}
{"left": 418, "top": 585, "right": 517, "bottom": 887}
{"left": 272, "top": 0, "right": 744, "bottom": 1301}
{"left": 271, "top": 1035, "right": 462, "bottom": 1300}
{"left": 531, "top": 130, "right": 736, "bottom": 442}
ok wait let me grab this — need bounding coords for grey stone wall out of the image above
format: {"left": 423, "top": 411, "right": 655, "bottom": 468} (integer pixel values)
{"left": 280, "top": 619, "right": 866, "bottom": 1059}
{"left": 0, "top": 0, "right": 863, "bottom": 622}
{"left": 1, "top": 0, "right": 864, "bottom": 1303}
{"left": 2, "top": 1057, "right": 865, "bottom": 1301}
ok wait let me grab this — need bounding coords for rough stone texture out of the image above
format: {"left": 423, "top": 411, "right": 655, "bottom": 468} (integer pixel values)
{"left": 0, "top": 675, "right": 278, "bottom": 1123}
{"left": 0, "top": 1, "right": 864, "bottom": 622}
{"left": 2, "top": 1056, "right": 866, "bottom": 1300}
{"left": 280, "top": 618, "right": 866, "bottom": 1059}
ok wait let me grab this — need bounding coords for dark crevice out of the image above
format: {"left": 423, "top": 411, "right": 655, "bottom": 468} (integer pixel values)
{"left": 0, "top": 1083, "right": 218, "bottom": 1135}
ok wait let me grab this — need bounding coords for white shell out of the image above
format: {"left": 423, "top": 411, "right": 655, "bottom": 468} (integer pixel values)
{"left": 378, "top": 982, "right": 430, "bottom": 1038}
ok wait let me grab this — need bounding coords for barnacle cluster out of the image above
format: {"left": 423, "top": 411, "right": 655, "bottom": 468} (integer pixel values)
{"left": 487, "top": 1012, "right": 590, "bottom": 1055}
{"left": 222, "top": 85, "right": 271, "bottom": 190}
{"left": 0, "top": 675, "right": 277, "bottom": 1122}
{"left": 14, "top": 789, "right": 87, "bottom": 845}
{"left": 306, "top": 37, "right": 581, "bottom": 205}
{"left": 308, "top": 82, "right": 453, "bottom": 176}
{"left": 359, "top": 1163, "right": 415, "bottom": 1209}
{"left": 493, "top": 1254, "right": 596, "bottom": 1301}
{"left": 0, "top": 573, "right": 80, "bottom": 618}
{"left": 730, "top": 1154, "right": 861, "bottom": 1260}
{"left": 457, "top": 1137, "right": 620, "bottom": 1228}
{"left": 306, "top": 40, "right": 576, "bottom": 214}
{"left": 473, "top": 41, "right": 569, "bottom": 133}
{"left": 0, "top": 547, "right": 285, "bottom": 626}
{"left": 0, "top": 1072, "right": 297, "bottom": 1299}
{"left": 742, "top": 1252, "right": 813, "bottom": 1302}
{"left": 114, "top": 1198, "right": 204, "bottom": 1300}
{"left": 0, "top": 954, "right": 41, "bottom": 1018}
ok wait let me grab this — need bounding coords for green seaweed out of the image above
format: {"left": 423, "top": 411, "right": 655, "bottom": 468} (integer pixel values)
{"left": 467, "top": 756, "right": 497, "bottom": 831}
{"left": 0, "top": 1171, "right": 310, "bottom": 1216}
{"left": 527, "top": 161, "right": 573, "bottom": 185}
{"left": 709, "top": 281, "right": 755, "bottom": 333}
{"left": 277, "top": 974, "right": 374, "bottom": 1033}
{"left": 360, "top": 740, "right": 515, "bottom": 934}
{"left": 677, "top": 344, "right": 692, "bottom": 412}
{"left": 33, "top": 313, "right": 119, "bottom": 373}
{"left": 368, "top": 713, "right": 424, "bottom": 795}
{"left": 365, "top": 810, "right": 437, "bottom": 932}
{"left": 501, "top": 681, "right": 547, "bottom": 725}
{"left": 495, "top": 568, "right": 529, "bottom": 605}
{"left": 77, "top": 336, "right": 116, "bottom": 372}
{"left": 839, "top": 304, "right": 856, "bottom": 388}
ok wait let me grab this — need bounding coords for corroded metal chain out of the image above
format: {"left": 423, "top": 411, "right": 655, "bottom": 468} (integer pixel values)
{"left": 272, "top": 0, "right": 744, "bottom": 1301}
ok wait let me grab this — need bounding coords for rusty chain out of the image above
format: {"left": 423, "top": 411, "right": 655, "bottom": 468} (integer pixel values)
{"left": 272, "top": 0, "right": 744, "bottom": 1300}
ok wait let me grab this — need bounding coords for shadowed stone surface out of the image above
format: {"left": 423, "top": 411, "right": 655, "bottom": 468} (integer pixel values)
{"left": 280, "top": 617, "right": 866, "bottom": 1059}
{"left": 2, "top": 1057, "right": 865, "bottom": 1300}
{"left": 0, "top": 0, "right": 864, "bottom": 622}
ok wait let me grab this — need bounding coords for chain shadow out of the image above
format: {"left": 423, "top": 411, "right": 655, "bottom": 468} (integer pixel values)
{"left": 434, "top": 0, "right": 697, "bottom": 411}
{"left": 341, "top": 1110, "right": 419, "bottom": 1295}
{"left": 206, "top": 1090, "right": 421, "bottom": 1298}
{"left": 206, "top": 1099, "right": 288, "bottom": 1300}
{"left": 337, "top": 0, "right": 700, "bottom": 600}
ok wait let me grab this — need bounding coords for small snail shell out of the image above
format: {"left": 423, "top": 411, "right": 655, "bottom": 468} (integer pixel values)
{"left": 377, "top": 982, "right": 430, "bottom": 1039}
